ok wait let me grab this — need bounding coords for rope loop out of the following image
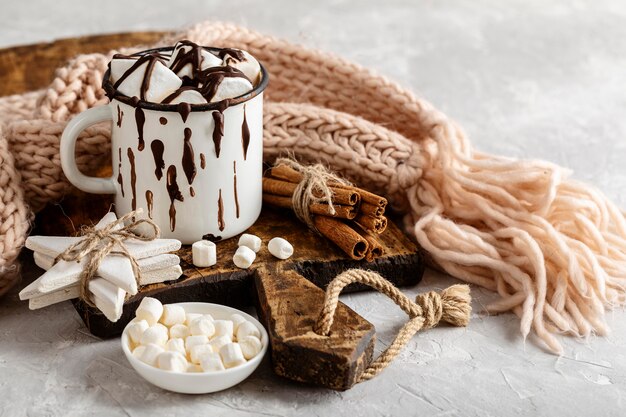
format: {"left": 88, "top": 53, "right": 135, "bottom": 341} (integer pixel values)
{"left": 313, "top": 269, "right": 471, "bottom": 382}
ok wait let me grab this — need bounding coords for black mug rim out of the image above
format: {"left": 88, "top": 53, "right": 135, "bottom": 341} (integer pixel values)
{"left": 102, "top": 46, "right": 269, "bottom": 112}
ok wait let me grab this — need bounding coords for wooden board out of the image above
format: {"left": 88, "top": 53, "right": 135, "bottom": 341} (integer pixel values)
{"left": 0, "top": 32, "right": 165, "bottom": 96}
{"left": 72, "top": 207, "right": 423, "bottom": 338}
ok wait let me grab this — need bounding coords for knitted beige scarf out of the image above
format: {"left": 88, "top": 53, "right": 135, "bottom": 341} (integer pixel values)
{"left": 1, "top": 21, "right": 625, "bottom": 353}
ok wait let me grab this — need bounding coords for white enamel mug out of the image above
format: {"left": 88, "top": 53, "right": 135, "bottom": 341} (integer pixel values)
{"left": 60, "top": 47, "right": 268, "bottom": 244}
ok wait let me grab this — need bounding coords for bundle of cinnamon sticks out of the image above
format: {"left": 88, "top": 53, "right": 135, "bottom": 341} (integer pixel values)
{"left": 263, "top": 163, "right": 388, "bottom": 261}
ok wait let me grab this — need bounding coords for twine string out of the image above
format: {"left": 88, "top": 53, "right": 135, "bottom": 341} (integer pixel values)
{"left": 313, "top": 269, "right": 471, "bottom": 382}
{"left": 274, "top": 157, "right": 351, "bottom": 231}
{"left": 53, "top": 210, "right": 160, "bottom": 307}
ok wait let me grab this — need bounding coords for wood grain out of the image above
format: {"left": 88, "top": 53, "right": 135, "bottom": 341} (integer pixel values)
{"left": 0, "top": 32, "right": 165, "bottom": 96}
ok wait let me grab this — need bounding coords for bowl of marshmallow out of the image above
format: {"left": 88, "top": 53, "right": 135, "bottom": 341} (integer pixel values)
{"left": 121, "top": 297, "right": 268, "bottom": 394}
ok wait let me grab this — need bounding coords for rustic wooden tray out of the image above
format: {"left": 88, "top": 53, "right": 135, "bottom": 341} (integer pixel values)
{"left": 1, "top": 32, "right": 425, "bottom": 390}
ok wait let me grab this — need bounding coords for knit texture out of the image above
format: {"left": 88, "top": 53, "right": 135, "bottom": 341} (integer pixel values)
{"left": 0, "top": 22, "right": 625, "bottom": 353}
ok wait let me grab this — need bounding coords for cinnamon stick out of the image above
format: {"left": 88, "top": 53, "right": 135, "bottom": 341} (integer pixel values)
{"left": 271, "top": 164, "right": 387, "bottom": 208}
{"left": 263, "top": 194, "right": 358, "bottom": 220}
{"left": 355, "top": 213, "right": 388, "bottom": 234}
{"left": 313, "top": 216, "right": 368, "bottom": 260}
{"left": 263, "top": 177, "right": 360, "bottom": 206}
{"left": 268, "top": 164, "right": 302, "bottom": 184}
{"left": 357, "top": 229, "right": 384, "bottom": 262}
{"left": 360, "top": 202, "right": 384, "bottom": 218}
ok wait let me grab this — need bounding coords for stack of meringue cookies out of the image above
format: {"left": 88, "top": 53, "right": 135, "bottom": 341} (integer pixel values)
{"left": 128, "top": 297, "right": 263, "bottom": 373}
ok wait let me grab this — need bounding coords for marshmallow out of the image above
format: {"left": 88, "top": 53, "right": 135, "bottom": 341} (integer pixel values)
{"left": 157, "top": 351, "right": 188, "bottom": 372}
{"left": 140, "top": 323, "right": 169, "bottom": 346}
{"left": 137, "top": 343, "right": 164, "bottom": 367}
{"left": 189, "top": 316, "right": 216, "bottom": 337}
{"left": 189, "top": 344, "right": 214, "bottom": 364}
{"left": 222, "top": 49, "right": 262, "bottom": 85}
{"left": 200, "top": 352, "right": 225, "bottom": 372}
{"left": 209, "top": 77, "right": 254, "bottom": 103}
{"left": 237, "top": 321, "right": 261, "bottom": 341}
{"left": 132, "top": 345, "right": 146, "bottom": 359}
{"left": 268, "top": 237, "right": 294, "bottom": 260}
{"left": 192, "top": 240, "right": 217, "bottom": 267}
{"left": 135, "top": 297, "right": 163, "bottom": 325}
{"left": 238, "top": 233, "right": 262, "bottom": 253}
{"left": 127, "top": 319, "right": 149, "bottom": 345}
{"left": 169, "top": 323, "right": 190, "bottom": 339}
{"left": 213, "top": 320, "right": 234, "bottom": 340}
{"left": 219, "top": 343, "right": 246, "bottom": 369}
{"left": 209, "top": 335, "right": 231, "bottom": 352}
{"left": 185, "top": 335, "right": 209, "bottom": 351}
{"left": 168, "top": 42, "right": 222, "bottom": 79}
{"left": 116, "top": 58, "right": 182, "bottom": 103}
{"left": 230, "top": 313, "right": 247, "bottom": 333}
{"left": 238, "top": 335, "right": 263, "bottom": 360}
{"left": 187, "top": 363, "right": 203, "bottom": 373}
{"left": 185, "top": 313, "right": 203, "bottom": 326}
{"left": 165, "top": 338, "right": 187, "bottom": 357}
{"left": 233, "top": 246, "right": 256, "bottom": 269}
{"left": 160, "top": 304, "right": 186, "bottom": 326}
{"left": 203, "top": 314, "right": 215, "bottom": 321}
{"left": 110, "top": 58, "right": 138, "bottom": 84}
{"left": 168, "top": 89, "right": 208, "bottom": 105}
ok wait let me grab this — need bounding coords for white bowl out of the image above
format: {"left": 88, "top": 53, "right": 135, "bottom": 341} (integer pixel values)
{"left": 121, "top": 302, "right": 268, "bottom": 394}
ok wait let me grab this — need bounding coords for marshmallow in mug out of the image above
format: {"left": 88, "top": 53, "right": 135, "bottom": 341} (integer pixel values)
{"left": 108, "top": 40, "right": 261, "bottom": 105}
{"left": 130, "top": 302, "right": 264, "bottom": 373}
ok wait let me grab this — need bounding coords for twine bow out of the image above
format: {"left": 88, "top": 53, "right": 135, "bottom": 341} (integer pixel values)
{"left": 274, "top": 157, "right": 351, "bottom": 231}
{"left": 53, "top": 210, "right": 160, "bottom": 306}
{"left": 313, "top": 269, "right": 471, "bottom": 382}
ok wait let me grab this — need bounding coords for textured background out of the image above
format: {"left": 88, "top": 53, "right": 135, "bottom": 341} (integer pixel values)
{"left": 1, "top": 1, "right": 626, "bottom": 415}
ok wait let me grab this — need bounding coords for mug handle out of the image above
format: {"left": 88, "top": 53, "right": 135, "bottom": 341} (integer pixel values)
{"left": 60, "top": 105, "right": 117, "bottom": 194}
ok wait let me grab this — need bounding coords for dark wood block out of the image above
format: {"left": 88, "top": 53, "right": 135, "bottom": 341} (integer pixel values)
{"left": 255, "top": 265, "right": 375, "bottom": 390}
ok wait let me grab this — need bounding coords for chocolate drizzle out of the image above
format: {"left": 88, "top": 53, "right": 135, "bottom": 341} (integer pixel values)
{"left": 117, "top": 147, "right": 124, "bottom": 197}
{"left": 202, "top": 233, "right": 222, "bottom": 242}
{"left": 169, "top": 40, "right": 214, "bottom": 81}
{"left": 177, "top": 102, "right": 191, "bottom": 123}
{"left": 112, "top": 53, "right": 165, "bottom": 101}
{"left": 198, "top": 66, "right": 249, "bottom": 101}
{"left": 127, "top": 148, "right": 137, "bottom": 211}
{"left": 182, "top": 127, "right": 196, "bottom": 185}
{"left": 150, "top": 140, "right": 165, "bottom": 180}
{"left": 159, "top": 117, "right": 168, "bottom": 125}
{"left": 216, "top": 48, "right": 246, "bottom": 62}
{"left": 116, "top": 105, "right": 123, "bottom": 127}
{"left": 166, "top": 165, "right": 184, "bottom": 232}
{"left": 217, "top": 189, "right": 225, "bottom": 232}
{"left": 200, "top": 153, "right": 206, "bottom": 169}
{"left": 145, "top": 190, "right": 154, "bottom": 218}
{"left": 135, "top": 107, "right": 145, "bottom": 151}
{"left": 233, "top": 161, "right": 240, "bottom": 218}
{"left": 241, "top": 105, "right": 250, "bottom": 160}
{"left": 212, "top": 110, "right": 224, "bottom": 158}
{"left": 190, "top": 187, "right": 195, "bottom": 197}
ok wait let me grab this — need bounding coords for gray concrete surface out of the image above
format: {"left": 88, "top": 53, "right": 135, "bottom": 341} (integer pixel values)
{"left": 1, "top": 1, "right": 626, "bottom": 415}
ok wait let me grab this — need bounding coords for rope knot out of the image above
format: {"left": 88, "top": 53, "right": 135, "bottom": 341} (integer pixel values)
{"left": 53, "top": 210, "right": 160, "bottom": 307}
{"left": 274, "top": 157, "right": 351, "bottom": 231}
{"left": 314, "top": 269, "right": 472, "bottom": 383}
{"left": 414, "top": 291, "right": 443, "bottom": 328}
